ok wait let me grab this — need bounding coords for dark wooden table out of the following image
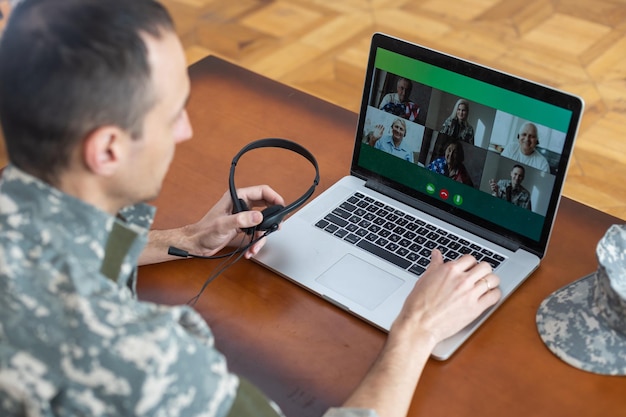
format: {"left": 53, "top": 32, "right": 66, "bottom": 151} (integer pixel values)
{"left": 138, "top": 56, "right": 626, "bottom": 417}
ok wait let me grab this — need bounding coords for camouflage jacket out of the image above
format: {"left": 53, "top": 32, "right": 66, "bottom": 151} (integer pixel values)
{"left": 0, "top": 165, "right": 237, "bottom": 416}
{"left": 0, "top": 166, "right": 378, "bottom": 417}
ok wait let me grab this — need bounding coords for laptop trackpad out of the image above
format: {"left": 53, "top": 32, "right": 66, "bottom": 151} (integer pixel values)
{"left": 316, "top": 254, "right": 405, "bottom": 310}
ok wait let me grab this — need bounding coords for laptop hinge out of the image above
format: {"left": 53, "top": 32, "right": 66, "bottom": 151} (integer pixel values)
{"left": 365, "top": 180, "right": 522, "bottom": 253}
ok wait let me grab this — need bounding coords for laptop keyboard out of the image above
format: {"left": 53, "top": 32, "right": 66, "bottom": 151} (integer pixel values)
{"left": 314, "top": 192, "right": 505, "bottom": 276}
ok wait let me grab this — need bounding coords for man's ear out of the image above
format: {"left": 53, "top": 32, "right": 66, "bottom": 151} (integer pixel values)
{"left": 83, "top": 126, "right": 126, "bottom": 176}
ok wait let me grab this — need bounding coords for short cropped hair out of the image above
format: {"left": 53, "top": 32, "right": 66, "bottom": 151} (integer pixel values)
{"left": 512, "top": 164, "right": 526, "bottom": 176}
{"left": 0, "top": 0, "right": 174, "bottom": 182}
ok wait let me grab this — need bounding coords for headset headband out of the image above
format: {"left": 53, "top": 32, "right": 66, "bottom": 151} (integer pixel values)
{"left": 229, "top": 138, "right": 320, "bottom": 234}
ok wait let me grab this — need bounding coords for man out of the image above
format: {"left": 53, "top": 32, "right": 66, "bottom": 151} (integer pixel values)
{"left": 500, "top": 122, "right": 550, "bottom": 173}
{"left": 378, "top": 77, "right": 420, "bottom": 122}
{"left": 0, "top": 1, "right": 501, "bottom": 416}
{"left": 366, "top": 118, "right": 414, "bottom": 163}
{"left": 489, "top": 165, "right": 532, "bottom": 210}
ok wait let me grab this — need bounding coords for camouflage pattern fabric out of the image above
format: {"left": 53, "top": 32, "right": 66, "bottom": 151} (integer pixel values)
{"left": 493, "top": 179, "right": 532, "bottom": 210}
{"left": 536, "top": 224, "right": 626, "bottom": 375}
{"left": 0, "top": 165, "right": 238, "bottom": 416}
{"left": 439, "top": 118, "right": 475, "bottom": 145}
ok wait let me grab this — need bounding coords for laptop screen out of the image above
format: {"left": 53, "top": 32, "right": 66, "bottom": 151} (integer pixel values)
{"left": 352, "top": 33, "right": 584, "bottom": 256}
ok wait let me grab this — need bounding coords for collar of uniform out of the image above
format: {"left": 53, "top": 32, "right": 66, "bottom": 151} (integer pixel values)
{"left": 0, "top": 165, "right": 156, "bottom": 284}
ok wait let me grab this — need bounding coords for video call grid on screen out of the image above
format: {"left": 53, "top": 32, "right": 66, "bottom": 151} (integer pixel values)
{"left": 354, "top": 44, "right": 579, "bottom": 249}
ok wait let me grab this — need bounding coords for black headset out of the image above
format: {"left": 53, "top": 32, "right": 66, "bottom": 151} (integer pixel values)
{"left": 229, "top": 138, "right": 320, "bottom": 235}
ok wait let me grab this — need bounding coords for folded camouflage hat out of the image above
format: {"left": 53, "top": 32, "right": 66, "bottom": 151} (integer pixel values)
{"left": 536, "top": 224, "right": 626, "bottom": 376}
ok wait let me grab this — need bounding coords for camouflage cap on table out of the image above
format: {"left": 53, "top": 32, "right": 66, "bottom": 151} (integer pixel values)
{"left": 536, "top": 224, "right": 626, "bottom": 376}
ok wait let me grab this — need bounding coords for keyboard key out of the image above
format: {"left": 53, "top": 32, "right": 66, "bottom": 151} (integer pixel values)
{"left": 315, "top": 219, "right": 329, "bottom": 229}
{"left": 409, "top": 243, "right": 421, "bottom": 252}
{"left": 325, "top": 224, "right": 339, "bottom": 233}
{"left": 363, "top": 212, "right": 376, "bottom": 221}
{"left": 358, "top": 219, "right": 372, "bottom": 228}
{"left": 447, "top": 250, "right": 461, "bottom": 260}
{"left": 459, "top": 246, "right": 472, "bottom": 254}
{"left": 448, "top": 241, "right": 461, "bottom": 251}
{"left": 483, "top": 257, "right": 502, "bottom": 269}
{"left": 398, "top": 238, "right": 411, "bottom": 247}
{"left": 386, "top": 242, "right": 399, "bottom": 252}
{"left": 417, "top": 257, "right": 430, "bottom": 267}
{"left": 393, "top": 226, "right": 406, "bottom": 235}
{"left": 386, "top": 213, "right": 399, "bottom": 222}
{"left": 408, "top": 264, "right": 426, "bottom": 276}
{"left": 344, "top": 233, "right": 360, "bottom": 244}
{"left": 365, "top": 233, "right": 378, "bottom": 241}
{"left": 325, "top": 213, "right": 348, "bottom": 228}
{"left": 355, "top": 228, "right": 368, "bottom": 237}
{"left": 368, "top": 224, "right": 381, "bottom": 233}
{"left": 356, "top": 240, "right": 411, "bottom": 269}
{"left": 424, "top": 241, "right": 437, "bottom": 249}
{"left": 332, "top": 207, "right": 351, "bottom": 219}
{"left": 388, "top": 234, "right": 401, "bottom": 243}
{"left": 404, "top": 231, "right": 417, "bottom": 240}
{"left": 375, "top": 237, "right": 389, "bottom": 247}
{"left": 340, "top": 202, "right": 357, "bottom": 212}
{"left": 397, "top": 247, "right": 410, "bottom": 257}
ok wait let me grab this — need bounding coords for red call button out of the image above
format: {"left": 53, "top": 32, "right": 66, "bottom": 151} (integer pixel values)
{"left": 439, "top": 189, "right": 449, "bottom": 200}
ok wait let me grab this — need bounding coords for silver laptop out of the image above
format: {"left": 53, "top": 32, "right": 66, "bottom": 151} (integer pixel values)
{"left": 254, "top": 33, "right": 584, "bottom": 360}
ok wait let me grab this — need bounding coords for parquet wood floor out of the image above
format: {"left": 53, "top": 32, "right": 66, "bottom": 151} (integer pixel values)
{"left": 2, "top": 0, "right": 626, "bottom": 220}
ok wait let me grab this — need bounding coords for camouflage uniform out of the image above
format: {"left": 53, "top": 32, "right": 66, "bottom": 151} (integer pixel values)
{"left": 493, "top": 179, "right": 532, "bottom": 210}
{"left": 0, "top": 165, "right": 239, "bottom": 416}
{"left": 0, "top": 165, "right": 377, "bottom": 417}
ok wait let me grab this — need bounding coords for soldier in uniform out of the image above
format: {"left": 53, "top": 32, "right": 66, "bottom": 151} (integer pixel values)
{"left": 0, "top": 1, "right": 501, "bottom": 416}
